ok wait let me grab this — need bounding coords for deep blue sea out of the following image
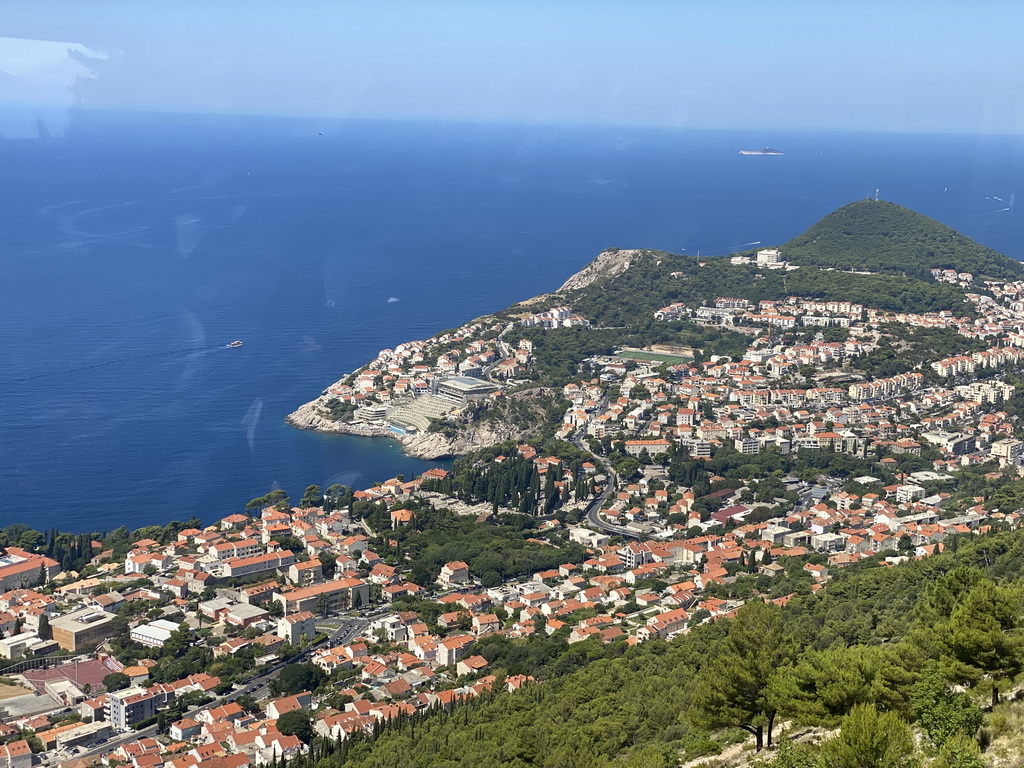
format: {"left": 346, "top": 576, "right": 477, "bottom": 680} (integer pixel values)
{"left": 2, "top": 113, "right": 1024, "bottom": 532}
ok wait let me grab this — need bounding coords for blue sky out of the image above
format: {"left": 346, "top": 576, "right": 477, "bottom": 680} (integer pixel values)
{"left": 2, "top": 0, "right": 1023, "bottom": 134}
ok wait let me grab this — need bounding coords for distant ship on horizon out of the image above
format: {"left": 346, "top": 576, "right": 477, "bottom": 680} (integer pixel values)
{"left": 739, "top": 147, "right": 783, "bottom": 156}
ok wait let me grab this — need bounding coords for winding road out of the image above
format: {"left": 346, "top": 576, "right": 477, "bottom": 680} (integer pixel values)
{"left": 570, "top": 427, "right": 638, "bottom": 539}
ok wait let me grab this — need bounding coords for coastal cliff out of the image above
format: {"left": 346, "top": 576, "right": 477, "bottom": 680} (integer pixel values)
{"left": 399, "top": 387, "right": 558, "bottom": 459}
{"left": 558, "top": 248, "right": 639, "bottom": 292}
{"left": 285, "top": 399, "right": 391, "bottom": 437}
{"left": 399, "top": 418, "right": 528, "bottom": 460}
{"left": 286, "top": 385, "right": 559, "bottom": 460}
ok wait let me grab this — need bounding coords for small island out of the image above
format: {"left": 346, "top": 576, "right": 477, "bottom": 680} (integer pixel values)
{"left": 738, "top": 146, "right": 784, "bottom": 155}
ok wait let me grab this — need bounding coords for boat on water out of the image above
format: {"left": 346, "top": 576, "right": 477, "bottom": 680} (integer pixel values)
{"left": 227, "top": 340, "right": 243, "bottom": 348}
{"left": 739, "top": 147, "right": 783, "bottom": 156}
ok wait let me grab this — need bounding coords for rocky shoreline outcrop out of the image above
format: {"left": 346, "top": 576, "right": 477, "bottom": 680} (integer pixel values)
{"left": 285, "top": 400, "right": 391, "bottom": 436}
{"left": 398, "top": 414, "right": 535, "bottom": 459}
{"left": 286, "top": 387, "right": 557, "bottom": 461}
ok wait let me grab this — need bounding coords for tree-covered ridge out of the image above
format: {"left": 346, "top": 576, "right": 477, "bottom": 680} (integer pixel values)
{"left": 567, "top": 254, "right": 973, "bottom": 328}
{"left": 558, "top": 199, "right": 1021, "bottom": 327}
{"left": 782, "top": 199, "right": 1023, "bottom": 281}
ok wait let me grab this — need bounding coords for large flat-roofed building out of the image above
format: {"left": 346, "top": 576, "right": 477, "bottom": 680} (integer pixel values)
{"left": 568, "top": 527, "right": 610, "bottom": 548}
{"left": 54, "top": 721, "right": 113, "bottom": 750}
{"left": 756, "top": 248, "right": 784, "bottom": 266}
{"left": 225, "top": 602, "right": 269, "bottom": 628}
{"left": 432, "top": 376, "right": 498, "bottom": 406}
{"left": 0, "top": 631, "right": 58, "bottom": 660}
{"left": 990, "top": 438, "right": 1024, "bottom": 467}
{"left": 51, "top": 609, "right": 116, "bottom": 652}
{"left": 922, "top": 431, "right": 976, "bottom": 456}
{"left": 130, "top": 619, "right": 181, "bottom": 648}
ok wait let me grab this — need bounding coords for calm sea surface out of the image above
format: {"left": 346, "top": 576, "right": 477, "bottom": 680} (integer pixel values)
{"left": 2, "top": 114, "right": 1023, "bottom": 532}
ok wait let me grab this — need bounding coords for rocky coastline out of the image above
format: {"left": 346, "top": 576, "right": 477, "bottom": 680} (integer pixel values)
{"left": 285, "top": 249, "right": 635, "bottom": 460}
{"left": 285, "top": 391, "right": 549, "bottom": 461}
{"left": 284, "top": 399, "right": 390, "bottom": 437}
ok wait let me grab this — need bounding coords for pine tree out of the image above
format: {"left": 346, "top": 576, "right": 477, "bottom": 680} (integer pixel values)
{"left": 942, "top": 579, "right": 1024, "bottom": 707}
{"left": 689, "top": 601, "right": 795, "bottom": 751}
{"left": 818, "top": 704, "right": 919, "bottom": 768}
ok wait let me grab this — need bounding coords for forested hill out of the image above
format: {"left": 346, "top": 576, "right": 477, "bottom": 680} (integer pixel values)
{"left": 782, "top": 199, "right": 1023, "bottom": 280}
{"left": 563, "top": 250, "right": 972, "bottom": 327}
{"left": 547, "top": 199, "right": 1019, "bottom": 326}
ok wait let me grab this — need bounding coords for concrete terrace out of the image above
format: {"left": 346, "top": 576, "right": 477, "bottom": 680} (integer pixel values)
{"left": 386, "top": 395, "right": 459, "bottom": 433}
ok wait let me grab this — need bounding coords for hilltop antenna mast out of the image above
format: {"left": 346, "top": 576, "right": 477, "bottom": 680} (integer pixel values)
{"left": 874, "top": 188, "right": 880, "bottom": 201}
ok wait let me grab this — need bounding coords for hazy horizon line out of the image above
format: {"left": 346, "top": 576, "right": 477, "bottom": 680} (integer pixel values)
{"left": 4, "top": 103, "right": 1023, "bottom": 140}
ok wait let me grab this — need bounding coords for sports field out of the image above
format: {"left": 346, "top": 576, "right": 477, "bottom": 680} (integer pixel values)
{"left": 22, "top": 658, "right": 114, "bottom": 693}
{"left": 617, "top": 349, "right": 693, "bottom": 366}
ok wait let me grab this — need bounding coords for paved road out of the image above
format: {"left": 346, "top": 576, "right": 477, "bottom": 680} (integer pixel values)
{"left": 235, "top": 616, "right": 368, "bottom": 700}
{"left": 585, "top": 493, "right": 639, "bottom": 539}
{"left": 570, "top": 428, "right": 638, "bottom": 539}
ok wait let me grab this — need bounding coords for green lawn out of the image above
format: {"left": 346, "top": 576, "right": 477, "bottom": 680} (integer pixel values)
{"left": 617, "top": 349, "right": 693, "bottom": 365}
